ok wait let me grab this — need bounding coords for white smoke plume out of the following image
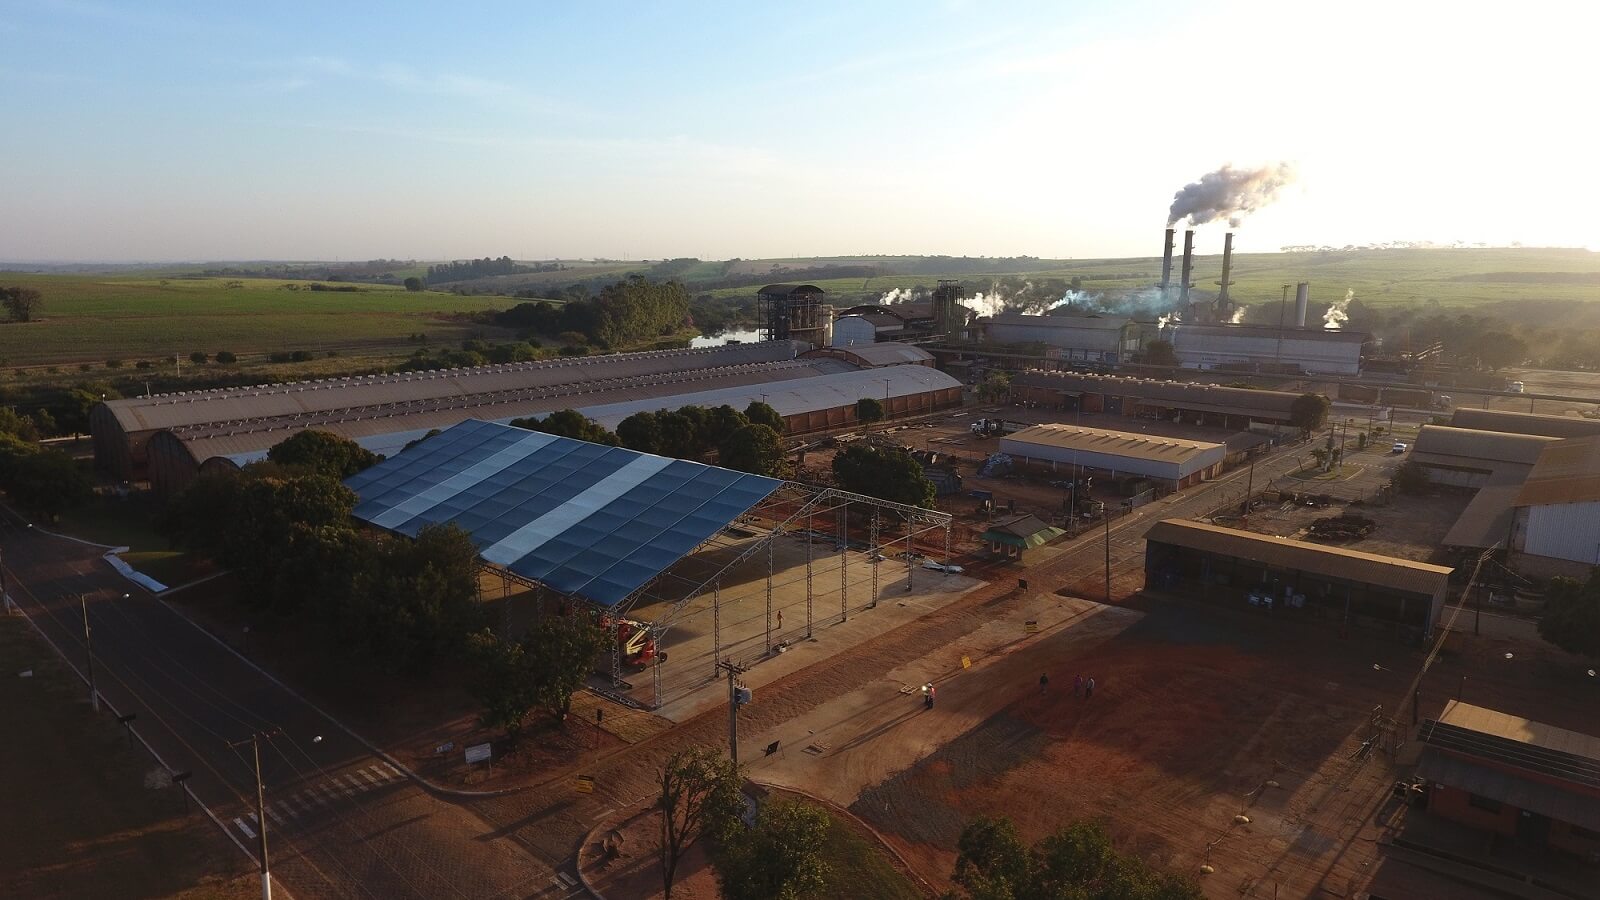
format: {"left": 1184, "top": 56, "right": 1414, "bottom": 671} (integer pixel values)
{"left": 1229, "top": 307, "right": 1246, "bottom": 325}
{"left": 1323, "top": 288, "right": 1353, "bottom": 330}
{"left": 969, "top": 291, "right": 1006, "bottom": 318}
{"left": 1045, "top": 289, "right": 1106, "bottom": 313}
{"left": 1168, "top": 162, "right": 1296, "bottom": 228}
{"left": 1157, "top": 310, "right": 1182, "bottom": 330}
{"left": 876, "top": 287, "right": 913, "bottom": 305}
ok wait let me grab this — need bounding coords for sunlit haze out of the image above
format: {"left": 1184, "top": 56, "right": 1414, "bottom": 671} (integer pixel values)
{"left": 3, "top": 0, "right": 1595, "bottom": 261}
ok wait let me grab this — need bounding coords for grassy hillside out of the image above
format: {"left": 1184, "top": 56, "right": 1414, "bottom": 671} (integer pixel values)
{"left": 0, "top": 274, "right": 514, "bottom": 366}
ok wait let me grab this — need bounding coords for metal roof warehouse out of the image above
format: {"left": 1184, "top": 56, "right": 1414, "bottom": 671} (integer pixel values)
{"left": 1144, "top": 518, "right": 1454, "bottom": 636}
{"left": 1000, "top": 424, "right": 1227, "bottom": 489}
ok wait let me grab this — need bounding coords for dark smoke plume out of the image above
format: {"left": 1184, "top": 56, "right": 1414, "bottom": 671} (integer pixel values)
{"left": 1168, "top": 163, "right": 1296, "bottom": 228}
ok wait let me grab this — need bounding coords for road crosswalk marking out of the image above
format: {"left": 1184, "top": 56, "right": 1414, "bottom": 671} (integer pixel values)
{"left": 235, "top": 759, "right": 409, "bottom": 836}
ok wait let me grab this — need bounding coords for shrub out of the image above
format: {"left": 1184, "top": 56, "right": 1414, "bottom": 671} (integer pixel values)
{"left": 135, "top": 360, "right": 153, "bottom": 370}
{"left": 105, "top": 358, "right": 124, "bottom": 368}
{"left": 78, "top": 363, "right": 92, "bottom": 372}
{"left": 189, "top": 352, "right": 208, "bottom": 364}
{"left": 558, "top": 345, "right": 588, "bottom": 357}
{"left": 290, "top": 350, "right": 314, "bottom": 362}
{"left": 215, "top": 351, "right": 237, "bottom": 364}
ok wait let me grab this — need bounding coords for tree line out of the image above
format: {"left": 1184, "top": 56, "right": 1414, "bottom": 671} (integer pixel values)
{"left": 426, "top": 256, "right": 564, "bottom": 284}
{"left": 0, "top": 407, "right": 92, "bottom": 520}
{"left": 496, "top": 275, "right": 692, "bottom": 349}
{"left": 510, "top": 400, "right": 789, "bottom": 479}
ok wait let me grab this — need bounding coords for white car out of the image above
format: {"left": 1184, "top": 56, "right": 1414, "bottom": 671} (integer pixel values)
{"left": 1391, "top": 441, "right": 1408, "bottom": 454}
{"left": 921, "top": 561, "right": 965, "bottom": 574}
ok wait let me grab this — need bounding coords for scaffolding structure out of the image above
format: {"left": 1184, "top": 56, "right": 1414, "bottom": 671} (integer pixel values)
{"left": 759, "top": 284, "right": 830, "bottom": 345}
{"left": 481, "top": 480, "right": 953, "bottom": 709}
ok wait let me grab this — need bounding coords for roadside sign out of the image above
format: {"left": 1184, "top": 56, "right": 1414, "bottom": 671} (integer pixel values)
{"left": 1024, "top": 620, "right": 1040, "bottom": 634}
{"left": 574, "top": 774, "right": 595, "bottom": 794}
{"left": 960, "top": 655, "right": 972, "bottom": 670}
{"left": 464, "top": 742, "right": 492, "bottom": 765}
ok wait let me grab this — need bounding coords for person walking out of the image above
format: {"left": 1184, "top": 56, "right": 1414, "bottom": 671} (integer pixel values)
{"left": 1039, "top": 673, "right": 1050, "bottom": 694}
{"left": 777, "top": 610, "right": 783, "bottom": 630}
{"left": 1085, "top": 676, "right": 1096, "bottom": 699}
{"left": 1074, "top": 674, "right": 1084, "bottom": 698}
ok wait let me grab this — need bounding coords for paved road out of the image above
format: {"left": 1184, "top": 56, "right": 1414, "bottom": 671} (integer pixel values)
{"left": 0, "top": 514, "right": 574, "bottom": 900}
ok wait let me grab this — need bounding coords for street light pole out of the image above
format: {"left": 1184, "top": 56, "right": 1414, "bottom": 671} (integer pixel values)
{"left": 79, "top": 593, "right": 99, "bottom": 712}
{"left": 1104, "top": 510, "right": 1112, "bottom": 604}
{"left": 230, "top": 730, "right": 280, "bottom": 900}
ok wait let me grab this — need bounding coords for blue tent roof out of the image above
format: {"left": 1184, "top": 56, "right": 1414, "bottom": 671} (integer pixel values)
{"left": 344, "top": 419, "right": 782, "bottom": 607}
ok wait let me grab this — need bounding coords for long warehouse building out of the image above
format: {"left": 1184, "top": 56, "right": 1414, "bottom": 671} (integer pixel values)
{"left": 1008, "top": 370, "right": 1306, "bottom": 431}
{"left": 92, "top": 342, "right": 961, "bottom": 497}
{"left": 999, "top": 424, "right": 1226, "bottom": 490}
{"left": 1167, "top": 323, "right": 1367, "bottom": 375}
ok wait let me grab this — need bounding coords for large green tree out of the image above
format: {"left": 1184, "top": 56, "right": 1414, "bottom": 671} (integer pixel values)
{"left": 743, "top": 401, "right": 785, "bottom": 434}
{"left": 0, "top": 443, "right": 91, "bottom": 521}
{"left": 513, "top": 410, "right": 619, "bottom": 446}
{"left": 466, "top": 629, "right": 539, "bottom": 739}
{"left": 952, "top": 817, "right": 1200, "bottom": 900}
{"left": 523, "top": 613, "right": 607, "bottom": 720}
{"left": 347, "top": 523, "right": 486, "bottom": 673}
{"left": 1142, "top": 340, "right": 1178, "bottom": 368}
{"left": 1538, "top": 573, "right": 1600, "bottom": 663}
{"left": 856, "top": 397, "right": 884, "bottom": 430}
{"left": 712, "top": 800, "right": 830, "bottom": 900}
{"left": 659, "top": 749, "right": 744, "bottom": 900}
{"left": 1289, "top": 392, "right": 1331, "bottom": 435}
{"left": 1, "top": 285, "right": 43, "bottom": 323}
{"left": 719, "top": 424, "right": 787, "bottom": 478}
{"left": 267, "top": 429, "right": 382, "bottom": 479}
{"left": 618, "top": 411, "right": 663, "bottom": 454}
{"left": 832, "top": 444, "right": 936, "bottom": 508}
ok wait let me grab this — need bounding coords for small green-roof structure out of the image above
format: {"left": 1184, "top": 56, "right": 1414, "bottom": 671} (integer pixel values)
{"left": 981, "top": 514, "right": 1066, "bottom": 559}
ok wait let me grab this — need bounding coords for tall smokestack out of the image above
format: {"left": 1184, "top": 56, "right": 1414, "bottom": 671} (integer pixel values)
{"left": 1294, "top": 282, "right": 1309, "bottom": 328}
{"left": 1216, "top": 232, "right": 1234, "bottom": 308}
{"left": 1179, "top": 229, "right": 1195, "bottom": 307}
{"left": 1159, "top": 228, "right": 1175, "bottom": 295}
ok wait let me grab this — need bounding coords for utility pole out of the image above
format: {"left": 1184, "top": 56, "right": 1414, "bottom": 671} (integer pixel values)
{"left": 230, "top": 730, "right": 280, "bottom": 900}
{"left": 1104, "top": 510, "right": 1112, "bottom": 604}
{"left": 716, "top": 660, "right": 748, "bottom": 767}
{"left": 1242, "top": 458, "right": 1256, "bottom": 518}
{"left": 79, "top": 594, "right": 99, "bottom": 712}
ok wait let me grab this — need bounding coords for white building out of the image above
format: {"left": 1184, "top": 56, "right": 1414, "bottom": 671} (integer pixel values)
{"left": 1513, "top": 436, "right": 1600, "bottom": 574}
{"left": 999, "top": 424, "right": 1226, "bottom": 490}
{"left": 981, "top": 313, "right": 1143, "bottom": 364}
{"left": 1168, "top": 323, "right": 1366, "bottom": 375}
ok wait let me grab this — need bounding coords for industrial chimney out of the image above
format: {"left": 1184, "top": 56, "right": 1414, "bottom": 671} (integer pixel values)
{"left": 1293, "top": 282, "right": 1309, "bottom": 328}
{"left": 1178, "top": 229, "right": 1195, "bottom": 307}
{"left": 1159, "top": 228, "right": 1175, "bottom": 296}
{"left": 1216, "top": 232, "right": 1235, "bottom": 312}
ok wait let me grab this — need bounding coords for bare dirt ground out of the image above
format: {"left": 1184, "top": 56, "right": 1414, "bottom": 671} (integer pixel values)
{"left": 845, "top": 595, "right": 1599, "bottom": 898}
{"left": 0, "top": 614, "right": 257, "bottom": 900}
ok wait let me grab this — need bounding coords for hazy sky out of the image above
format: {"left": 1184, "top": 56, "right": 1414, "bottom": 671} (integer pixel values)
{"left": 2, "top": 0, "right": 1595, "bottom": 262}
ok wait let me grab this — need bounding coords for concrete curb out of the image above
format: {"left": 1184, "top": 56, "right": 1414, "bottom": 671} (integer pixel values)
{"left": 102, "top": 549, "right": 169, "bottom": 592}
{"left": 147, "top": 581, "right": 523, "bottom": 800}
{"left": 574, "top": 818, "right": 614, "bottom": 900}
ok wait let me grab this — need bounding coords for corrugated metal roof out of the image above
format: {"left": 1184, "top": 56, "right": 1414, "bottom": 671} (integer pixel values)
{"left": 1144, "top": 519, "right": 1453, "bottom": 596}
{"left": 1411, "top": 425, "right": 1557, "bottom": 467}
{"left": 1012, "top": 370, "right": 1302, "bottom": 420}
{"left": 803, "top": 344, "right": 934, "bottom": 367}
{"left": 1165, "top": 323, "right": 1368, "bottom": 343}
{"left": 980, "top": 514, "right": 1065, "bottom": 548}
{"left": 345, "top": 419, "right": 781, "bottom": 608}
{"left": 580, "top": 365, "right": 960, "bottom": 429}
{"left": 1004, "top": 424, "right": 1224, "bottom": 464}
{"left": 101, "top": 341, "right": 806, "bottom": 433}
{"left": 1450, "top": 408, "right": 1600, "bottom": 439}
{"left": 982, "top": 313, "right": 1131, "bottom": 329}
{"left": 167, "top": 363, "right": 958, "bottom": 467}
{"left": 1515, "top": 435, "right": 1600, "bottom": 507}
{"left": 1437, "top": 701, "right": 1600, "bottom": 764}
{"left": 1441, "top": 481, "right": 1522, "bottom": 549}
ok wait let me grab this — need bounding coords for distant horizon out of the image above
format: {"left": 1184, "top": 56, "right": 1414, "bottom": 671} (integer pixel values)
{"left": 1, "top": 241, "right": 1594, "bottom": 270}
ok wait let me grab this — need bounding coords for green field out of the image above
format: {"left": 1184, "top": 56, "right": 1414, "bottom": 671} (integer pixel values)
{"left": 4, "top": 248, "right": 1597, "bottom": 370}
{"left": 0, "top": 274, "right": 515, "bottom": 366}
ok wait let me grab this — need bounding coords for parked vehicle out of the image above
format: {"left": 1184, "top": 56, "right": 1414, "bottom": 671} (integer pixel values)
{"left": 1508, "top": 381, "right": 1525, "bottom": 394}
{"left": 1247, "top": 591, "right": 1275, "bottom": 610}
{"left": 921, "top": 561, "right": 965, "bottom": 574}
{"left": 1391, "top": 441, "right": 1408, "bottom": 454}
